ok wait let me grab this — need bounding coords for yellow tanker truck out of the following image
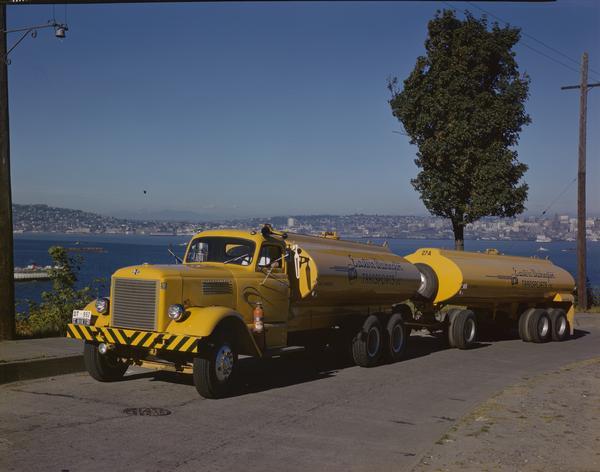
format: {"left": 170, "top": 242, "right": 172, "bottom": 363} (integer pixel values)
{"left": 66, "top": 226, "right": 575, "bottom": 398}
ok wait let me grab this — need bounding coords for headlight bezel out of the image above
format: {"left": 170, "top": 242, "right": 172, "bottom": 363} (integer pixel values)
{"left": 168, "top": 304, "right": 186, "bottom": 322}
{"left": 95, "top": 297, "right": 110, "bottom": 315}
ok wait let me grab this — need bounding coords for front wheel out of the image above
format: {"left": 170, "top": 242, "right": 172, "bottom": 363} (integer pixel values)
{"left": 193, "top": 336, "right": 238, "bottom": 399}
{"left": 83, "top": 342, "right": 128, "bottom": 382}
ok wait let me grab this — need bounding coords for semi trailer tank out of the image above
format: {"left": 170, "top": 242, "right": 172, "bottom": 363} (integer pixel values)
{"left": 405, "top": 248, "right": 575, "bottom": 348}
{"left": 66, "top": 225, "right": 422, "bottom": 398}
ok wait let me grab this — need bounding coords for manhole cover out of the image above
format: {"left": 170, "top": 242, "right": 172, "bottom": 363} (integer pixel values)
{"left": 123, "top": 407, "right": 172, "bottom": 417}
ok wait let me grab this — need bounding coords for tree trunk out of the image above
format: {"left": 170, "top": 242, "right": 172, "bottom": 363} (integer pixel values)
{"left": 452, "top": 220, "right": 464, "bottom": 251}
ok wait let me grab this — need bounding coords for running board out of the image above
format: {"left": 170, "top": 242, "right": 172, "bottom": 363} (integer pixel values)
{"left": 263, "top": 346, "right": 306, "bottom": 358}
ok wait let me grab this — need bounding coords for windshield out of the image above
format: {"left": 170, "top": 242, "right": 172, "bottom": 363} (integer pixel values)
{"left": 186, "top": 237, "right": 256, "bottom": 266}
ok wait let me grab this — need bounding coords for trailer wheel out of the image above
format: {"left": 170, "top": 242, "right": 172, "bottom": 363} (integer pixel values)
{"left": 518, "top": 308, "right": 535, "bottom": 342}
{"left": 193, "top": 334, "right": 238, "bottom": 399}
{"left": 384, "top": 313, "right": 408, "bottom": 362}
{"left": 548, "top": 308, "right": 569, "bottom": 342}
{"left": 449, "top": 309, "right": 477, "bottom": 350}
{"left": 445, "top": 308, "right": 463, "bottom": 348}
{"left": 527, "top": 309, "right": 552, "bottom": 343}
{"left": 83, "top": 342, "right": 128, "bottom": 382}
{"left": 352, "top": 315, "right": 383, "bottom": 367}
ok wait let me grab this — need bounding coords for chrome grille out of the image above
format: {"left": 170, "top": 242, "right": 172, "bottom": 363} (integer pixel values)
{"left": 112, "top": 278, "right": 158, "bottom": 331}
{"left": 202, "top": 280, "right": 232, "bottom": 295}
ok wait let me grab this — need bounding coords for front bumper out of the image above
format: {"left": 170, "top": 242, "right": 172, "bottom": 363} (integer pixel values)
{"left": 66, "top": 324, "right": 201, "bottom": 354}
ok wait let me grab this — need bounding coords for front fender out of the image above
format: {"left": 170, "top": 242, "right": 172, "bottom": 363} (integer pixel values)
{"left": 167, "top": 306, "right": 261, "bottom": 357}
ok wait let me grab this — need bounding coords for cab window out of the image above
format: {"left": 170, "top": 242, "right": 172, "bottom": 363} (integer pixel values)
{"left": 257, "top": 245, "right": 283, "bottom": 270}
{"left": 186, "top": 237, "right": 255, "bottom": 266}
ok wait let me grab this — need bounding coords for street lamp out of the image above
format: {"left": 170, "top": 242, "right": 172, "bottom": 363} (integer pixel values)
{"left": 0, "top": 12, "right": 69, "bottom": 340}
{"left": 3, "top": 20, "right": 68, "bottom": 61}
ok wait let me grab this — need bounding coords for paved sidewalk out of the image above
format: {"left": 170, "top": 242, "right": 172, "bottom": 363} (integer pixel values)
{"left": 0, "top": 337, "right": 84, "bottom": 384}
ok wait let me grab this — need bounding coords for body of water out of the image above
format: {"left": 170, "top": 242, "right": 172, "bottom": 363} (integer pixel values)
{"left": 14, "top": 233, "right": 599, "bottom": 308}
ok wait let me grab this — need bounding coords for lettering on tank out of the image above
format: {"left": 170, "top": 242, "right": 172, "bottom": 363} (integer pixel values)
{"left": 485, "top": 267, "right": 556, "bottom": 289}
{"left": 330, "top": 256, "right": 408, "bottom": 286}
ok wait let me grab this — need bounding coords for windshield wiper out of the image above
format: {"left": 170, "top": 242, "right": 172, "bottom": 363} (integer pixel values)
{"left": 223, "top": 253, "right": 250, "bottom": 265}
{"left": 168, "top": 245, "right": 183, "bottom": 264}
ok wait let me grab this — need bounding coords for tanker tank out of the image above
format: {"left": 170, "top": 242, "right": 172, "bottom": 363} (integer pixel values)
{"left": 284, "top": 232, "right": 422, "bottom": 306}
{"left": 405, "top": 248, "right": 576, "bottom": 348}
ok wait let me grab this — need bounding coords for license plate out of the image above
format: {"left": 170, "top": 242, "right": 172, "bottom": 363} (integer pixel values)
{"left": 72, "top": 310, "right": 92, "bottom": 326}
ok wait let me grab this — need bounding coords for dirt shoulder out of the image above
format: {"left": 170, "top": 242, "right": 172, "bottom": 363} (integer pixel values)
{"left": 414, "top": 357, "right": 600, "bottom": 472}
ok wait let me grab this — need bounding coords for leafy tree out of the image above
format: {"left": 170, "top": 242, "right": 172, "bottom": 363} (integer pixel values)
{"left": 388, "top": 9, "right": 530, "bottom": 250}
{"left": 16, "top": 247, "right": 101, "bottom": 337}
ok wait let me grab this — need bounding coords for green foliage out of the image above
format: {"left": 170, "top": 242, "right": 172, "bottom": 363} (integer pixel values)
{"left": 388, "top": 9, "right": 530, "bottom": 249}
{"left": 16, "top": 246, "right": 100, "bottom": 338}
{"left": 574, "top": 277, "right": 599, "bottom": 309}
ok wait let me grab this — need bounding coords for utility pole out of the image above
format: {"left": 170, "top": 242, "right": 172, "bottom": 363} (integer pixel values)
{"left": 561, "top": 53, "right": 600, "bottom": 311}
{"left": 0, "top": 4, "right": 15, "bottom": 340}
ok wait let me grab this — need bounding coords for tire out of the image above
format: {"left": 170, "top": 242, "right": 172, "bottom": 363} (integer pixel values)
{"left": 547, "top": 308, "right": 569, "bottom": 342}
{"left": 384, "top": 313, "right": 408, "bottom": 362}
{"left": 527, "top": 309, "right": 552, "bottom": 343}
{"left": 352, "top": 315, "right": 383, "bottom": 367}
{"left": 448, "top": 309, "right": 477, "bottom": 350}
{"left": 445, "top": 308, "right": 463, "bottom": 348}
{"left": 83, "top": 342, "right": 128, "bottom": 382}
{"left": 193, "top": 334, "right": 238, "bottom": 399}
{"left": 414, "top": 263, "right": 438, "bottom": 301}
{"left": 518, "top": 308, "right": 535, "bottom": 342}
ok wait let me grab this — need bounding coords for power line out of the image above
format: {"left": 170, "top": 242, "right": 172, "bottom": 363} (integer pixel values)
{"left": 442, "top": 1, "right": 600, "bottom": 82}
{"left": 540, "top": 175, "right": 577, "bottom": 217}
{"left": 466, "top": 2, "right": 600, "bottom": 80}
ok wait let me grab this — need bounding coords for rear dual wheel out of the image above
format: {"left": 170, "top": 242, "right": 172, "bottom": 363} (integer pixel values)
{"left": 518, "top": 308, "right": 552, "bottom": 343}
{"left": 352, "top": 315, "right": 383, "bottom": 367}
{"left": 352, "top": 314, "right": 409, "bottom": 367}
{"left": 384, "top": 313, "right": 409, "bottom": 363}
{"left": 548, "top": 308, "right": 569, "bottom": 342}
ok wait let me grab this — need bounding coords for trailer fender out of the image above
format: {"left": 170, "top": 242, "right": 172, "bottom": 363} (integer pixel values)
{"left": 553, "top": 292, "right": 576, "bottom": 335}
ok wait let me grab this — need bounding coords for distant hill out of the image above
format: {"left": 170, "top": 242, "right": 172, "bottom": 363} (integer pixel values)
{"left": 12, "top": 204, "right": 128, "bottom": 233}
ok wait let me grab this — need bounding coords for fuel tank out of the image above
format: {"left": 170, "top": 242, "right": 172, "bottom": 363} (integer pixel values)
{"left": 405, "top": 248, "right": 575, "bottom": 305}
{"left": 285, "top": 233, "right": 421, "bottom": 305}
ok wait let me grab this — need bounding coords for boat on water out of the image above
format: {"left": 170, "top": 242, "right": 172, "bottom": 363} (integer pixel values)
{"left": 14, "top": 264, "right": 57, "bottom": 281}
{"left": 535, "top": 235, "right": 552, "bottom": 243}
{"left": 66, "top": 246, "right": 107, "bottom": 253}
{"left": 537, "top": 246, "right": 549, "bottom": 252}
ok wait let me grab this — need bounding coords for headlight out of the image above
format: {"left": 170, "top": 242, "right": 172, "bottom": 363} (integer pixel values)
{"left": 95, "top": 297, "right": 109, "bottom": 315}
{"left": 168, "top": 304, "right": 186, "bottom": 321}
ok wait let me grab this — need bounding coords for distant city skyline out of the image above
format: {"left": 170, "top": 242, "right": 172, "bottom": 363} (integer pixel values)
{"left": 8, "top": 1, "right": 600, "bottom": 218}
{"left": 13, "top": 203, "right": 600, "bottom": 243}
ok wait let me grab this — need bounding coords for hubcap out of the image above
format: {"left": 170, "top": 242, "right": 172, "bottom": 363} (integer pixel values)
{"left": 539, "top": 317, "right": 550, "bottom": 338}
{"left": 215, "top": 344, "right": 234, "bottom": 382}
{"left": 557, "top": 317, "right": 567, "bottom": 336}
{"left": 391, "top": 324, "right": 404, "bottom": 353}
{"left": 464, "top": 319, "right": 476, "bottom": 343}
{"left": 367, "top": 327, "right": 380, "bottom": 358}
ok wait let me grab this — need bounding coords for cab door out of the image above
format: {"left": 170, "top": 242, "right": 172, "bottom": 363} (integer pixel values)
{"left": 254, "top": 243, "right": 290, "bottom": 348}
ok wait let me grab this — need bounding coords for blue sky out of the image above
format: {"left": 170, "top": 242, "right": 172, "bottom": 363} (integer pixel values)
{"left": 7, "top": 1, "right": 600, "bottom": 219}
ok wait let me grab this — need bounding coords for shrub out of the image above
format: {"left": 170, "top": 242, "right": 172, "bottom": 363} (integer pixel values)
{"left": 16, "top": 246, "right": 101, "bottom": 338}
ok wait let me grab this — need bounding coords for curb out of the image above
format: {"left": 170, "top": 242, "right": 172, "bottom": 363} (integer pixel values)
{"left": 0, "top": 355, "right": 85, "bottom": 384}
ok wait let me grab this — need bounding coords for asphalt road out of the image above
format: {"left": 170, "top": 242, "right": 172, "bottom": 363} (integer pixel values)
{"left": 1, "top": 314, "right": 599, "bottom": 472}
